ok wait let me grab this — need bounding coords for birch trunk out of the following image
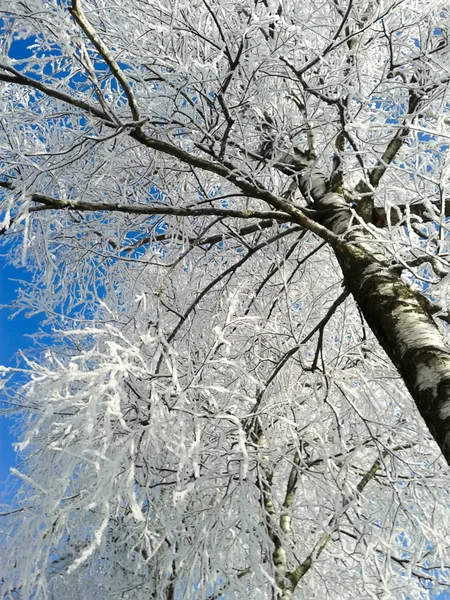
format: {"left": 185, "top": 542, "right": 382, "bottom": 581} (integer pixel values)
{"left": 315, "top": 191, "right": 450, "bottom": 465}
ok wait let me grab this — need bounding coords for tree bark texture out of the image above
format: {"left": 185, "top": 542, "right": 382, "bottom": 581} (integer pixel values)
{"left": 316, "top": 193, "right": 450, "bottom": 465}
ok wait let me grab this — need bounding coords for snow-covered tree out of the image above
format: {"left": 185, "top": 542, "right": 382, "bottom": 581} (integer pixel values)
{"left": 2, "top": 0, "right": 450, "bottom": 597}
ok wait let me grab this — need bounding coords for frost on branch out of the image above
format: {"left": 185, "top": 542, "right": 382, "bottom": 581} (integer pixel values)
{"left": 2, "top": 251, "right": 450, "bottom": 599}
{"left": 2, "top": 0, "right": 450, "bottom": 598}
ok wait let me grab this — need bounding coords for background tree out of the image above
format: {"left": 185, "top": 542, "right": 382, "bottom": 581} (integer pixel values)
{"left": 1, "top": 0, "right": 450, "bottom": 598}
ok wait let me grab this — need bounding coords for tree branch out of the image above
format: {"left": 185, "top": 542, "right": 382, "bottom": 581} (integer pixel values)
{"left": 69, "top": 0, "right": 141, "bottom": 122}
{"left": 0, "top": 64, "right": 112, "bottom": 123}
{"left": 30, "top": 193, "right": 290, "bottom": 222}
{"left": 284, "top": 450, "right": 387, "bottom": 596}
{"left": 121, "top": 218, "right": 284, "bottom": 253}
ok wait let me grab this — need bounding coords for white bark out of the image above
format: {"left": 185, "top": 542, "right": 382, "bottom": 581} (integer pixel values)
{"left": 337, "top": 244, "right": 450, "bottom": 463}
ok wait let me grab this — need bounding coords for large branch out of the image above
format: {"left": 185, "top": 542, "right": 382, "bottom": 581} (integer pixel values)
{"left": 122, "top": 219, "right": 284, "bottom": 253}
{"left": 372, "top": 201, "right": 450, "bottom": 228}
{"left": 0, "top": 61, "right": 344, "bottom": 241}
{"left": 30, "top": 194, "right": 290, "bottom": 222}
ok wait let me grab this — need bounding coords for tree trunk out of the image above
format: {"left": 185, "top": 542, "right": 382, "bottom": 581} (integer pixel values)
{"left": 317, "top": 192, "right": 450, "bottom": 464}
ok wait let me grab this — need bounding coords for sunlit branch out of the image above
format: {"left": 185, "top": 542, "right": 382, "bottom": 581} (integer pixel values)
{"left": 69, "top": 0, "right": 141, "bottom": 122}
{"left": 75, "top": 40, "right": 121, "bottom": 125}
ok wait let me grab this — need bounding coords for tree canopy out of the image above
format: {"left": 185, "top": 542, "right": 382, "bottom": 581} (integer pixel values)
{"left": 1, "top": 0, "right": 450, "bottom": 598}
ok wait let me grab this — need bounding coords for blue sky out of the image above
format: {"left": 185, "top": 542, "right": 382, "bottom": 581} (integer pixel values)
{"left": 0, "top": 257, "right": 41, "bottom": 495}
{"left": 0, "top": 26, "right": 42, "bottom": 499}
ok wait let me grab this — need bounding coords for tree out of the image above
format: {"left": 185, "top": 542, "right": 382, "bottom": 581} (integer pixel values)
{"left": 1, "top": 0, "right": 450, "bottom": 597}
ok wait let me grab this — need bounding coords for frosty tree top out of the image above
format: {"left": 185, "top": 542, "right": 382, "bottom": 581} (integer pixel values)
{"left": 1, "top": 0, "right": 450, "bottom": 598}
